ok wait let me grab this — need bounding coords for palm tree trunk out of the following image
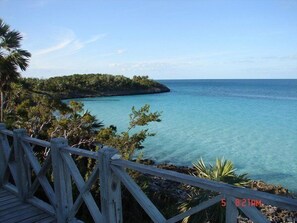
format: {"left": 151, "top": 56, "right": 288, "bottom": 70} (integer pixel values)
{"left": 0, "top": 91, "right": 3, "bottom": 122}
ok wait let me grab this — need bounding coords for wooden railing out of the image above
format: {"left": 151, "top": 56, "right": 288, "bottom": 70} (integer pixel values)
{"left": 0, "top": 123, "right": 297, "bottom": 223}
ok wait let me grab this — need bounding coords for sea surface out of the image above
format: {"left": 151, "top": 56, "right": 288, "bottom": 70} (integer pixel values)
{"left": 71, "top": 79, "right": 297, "bottom": 192}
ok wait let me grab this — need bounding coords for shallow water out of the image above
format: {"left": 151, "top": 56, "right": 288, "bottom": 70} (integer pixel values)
{"left": 70, "top": 79, "right": 297, "bottom": 192}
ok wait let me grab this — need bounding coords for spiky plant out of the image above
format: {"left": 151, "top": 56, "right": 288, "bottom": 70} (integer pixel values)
{"left": 179, "top": 158, "right": 250, "bottom": 223}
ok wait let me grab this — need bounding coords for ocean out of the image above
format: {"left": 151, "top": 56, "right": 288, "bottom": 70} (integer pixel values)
{"left": 71, "top": 79, "right": 297, "bottom": 192}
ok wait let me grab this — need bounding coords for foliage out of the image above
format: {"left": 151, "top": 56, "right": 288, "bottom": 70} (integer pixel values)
{"left": 193, "top": 158, "right": 251, "bottom": 186}
{"left": 179, "top": 158, "right": 250, "bottom": 223}
{"left": 5, "top": 82, "right": 161, "bottom": 159}
{"left": 96, "top": 104, "right": 161, "bottom": 159}
{"left": 20, "top": 74, "right": 169, "bottom": 99}
{"left": 49, "top": 101, "right": 102, "bottom": 147}
{"left": 0, "top": 18, "right": 31, "bottom": 121}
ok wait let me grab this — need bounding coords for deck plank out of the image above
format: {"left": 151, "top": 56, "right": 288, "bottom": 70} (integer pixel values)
{"left": 34, "top": 216, "right": 57, "bottom": 223}
{"left": 21, "top": 213, "right": 56, "bottom": 223}
{"left": 0, "top": 194, "right": 16, "bottom": 202}
{"left": 0, "top": 204, "right": 33, "bottom": 217}
{"left": 0, "top": 188, "right": 57, "bottom": 223}
{"left": 0, "top": 199, "right": 22, "bottom": 210}
{"left": 0, "top": 206, "right": 43, "bottom": 221}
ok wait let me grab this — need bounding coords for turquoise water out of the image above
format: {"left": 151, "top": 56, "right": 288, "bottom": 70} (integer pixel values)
{"left": 72, "top": 79, "right": 297, "bottom": 192}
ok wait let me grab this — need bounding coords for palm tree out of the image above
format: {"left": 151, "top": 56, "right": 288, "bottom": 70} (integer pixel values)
{"left": 0, "top": 18, "right": 31, "bottom": 121}
{"left": 179, "top": 158, "right": 251, "bottom": 223}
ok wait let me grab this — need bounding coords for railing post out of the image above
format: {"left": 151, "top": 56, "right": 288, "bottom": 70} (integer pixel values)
{"left": 0, "top": 123, "right": 6, "bottom": 186}
{"left": 225, "top": 196, "right": 239, "bottom": 223}
{"left": 51, "top": 138, "right": 73, "bottom": 223}
{"left": 13, "top": 128, "right": 31, "bottom": 201}
{"left": 98, "top": 147, "right": 123, "bottom": 223}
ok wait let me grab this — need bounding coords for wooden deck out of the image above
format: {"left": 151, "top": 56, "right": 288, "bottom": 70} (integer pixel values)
{"left": 0, "top": 188, "right": 56, "bottom": 223}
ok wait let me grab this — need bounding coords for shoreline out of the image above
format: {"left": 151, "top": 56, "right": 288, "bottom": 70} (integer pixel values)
{"left": 138, "top": 159, "right": 297, "bottom": 197}
{"left": 135, "top": 159, "right": 297, "bottom": 222}
{"left": 59, "top": 87, "right": 171, "bottom": 100}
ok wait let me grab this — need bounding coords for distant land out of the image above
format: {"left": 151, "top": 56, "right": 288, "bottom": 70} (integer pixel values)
{"left": 20, "top": 74, "right": 170, "bottom": 99}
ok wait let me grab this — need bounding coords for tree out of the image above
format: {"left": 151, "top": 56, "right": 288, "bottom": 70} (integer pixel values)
{"left": 0, "top": 18, "right": 31, "bottom": 121}
{"left": 179, "top": 158, "right": 250, "bottom": 223}
{"left": 96, "top": 104, "right": 162, "bottom": 159}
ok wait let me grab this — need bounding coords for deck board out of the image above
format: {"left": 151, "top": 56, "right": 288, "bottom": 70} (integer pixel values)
{"left": 0, "top": 188, "right": 56, "bottom": 223}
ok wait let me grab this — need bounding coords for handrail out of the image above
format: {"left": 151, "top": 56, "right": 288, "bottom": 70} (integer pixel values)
{"left": 61, "top": 146, "right": 97, "bottom": 159}
{"left": 111, "top": 159, "right": 297, "bottom": 211}
{"left": 1, "top": 123, "right": 297, "bottom": 223}
{"left": 22, "top": 135, "right": 51, "bottom": 147}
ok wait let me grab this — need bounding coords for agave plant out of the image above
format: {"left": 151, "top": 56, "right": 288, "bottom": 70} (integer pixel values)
{"left": 193, "top": 158, "right": 250, "bottom": 186}
{"left": 178, "top": 157, "right": 250, "bottom": 223}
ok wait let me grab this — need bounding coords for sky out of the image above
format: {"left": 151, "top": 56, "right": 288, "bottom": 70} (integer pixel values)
{"left": 1, "top": 0, "right": 297, "bottom": 79}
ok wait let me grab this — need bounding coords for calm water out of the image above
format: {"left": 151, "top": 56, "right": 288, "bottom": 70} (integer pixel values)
{"left": 72, "top": 79, "right": 297, "bottom": 192}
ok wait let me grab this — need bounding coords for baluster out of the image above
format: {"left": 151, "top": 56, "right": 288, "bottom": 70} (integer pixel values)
{"left": 226, "top": 196, "right": 239, "bottom": 223}
{"left": 13, "top": 129, "right": 31, "bottom": 201}
{"left": 0, "top": 123, "right": 6, "bottom": 186}
{"left": 51, "top": 138, "right": 73, "bottom": 223}
{"left": 98, "top": 147, "right": 123, "bottom": 223}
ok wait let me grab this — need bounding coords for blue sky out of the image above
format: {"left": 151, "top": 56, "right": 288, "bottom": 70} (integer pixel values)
{"left": 1, "top": 0, "right": 297, "bottom": 79}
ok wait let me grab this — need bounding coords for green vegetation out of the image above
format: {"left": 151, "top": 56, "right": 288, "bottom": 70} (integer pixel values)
{"left": 179, "top": 158, "right": 250, "bottom": 223}
{"left": 20, "top": 74, "right": 170, "bottom": 99}
{"left": 192, "top": 158, "right": 250, "bottom": 186}
{"left": 0, "top": 18, "right": 31, "bottom": 121}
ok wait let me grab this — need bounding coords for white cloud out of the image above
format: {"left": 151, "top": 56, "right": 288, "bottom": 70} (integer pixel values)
{"left": 84, "top": 34, "right": 106, "bottom": 44}
{"left": 33, "top": 30, "right": 106, "bottom": 56}
{"left": 35, "top": 39, "right": 73, "bottom": 55}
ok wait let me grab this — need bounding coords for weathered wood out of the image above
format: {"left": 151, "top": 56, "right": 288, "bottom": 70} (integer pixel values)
{"left": 0, "top": 205, "right": 43, "bottom": 221}
{"left": 0, "top": 202, "right": 33, "bottom": 216}
{"left": 34, "top": 215, "right": 57, "bottom": 223}
{"left": 29, "top": 152, "right": 53, "bottom": 199}
{"left": 67, "top": 164, "right": 99, "bottom": 221}
{"left": 0, "top": 124, "right": 17, "bottom": 187}
{"left": 166, "top": 195, "right": 223, "bottom": 223}
{"left": 112, "top": 159, "right": 297, "bottom": 211}
{"left": 111, "top": 165, "right": 165, "bottom": 223}
{"left": 21, "top": 141, "right": 56, "bottom": 207}
{"left": 3, "top": 182, "right": 18, "bottom": 195}
{"left": 20, "top": 213, "right": 54, "bottom": 223}
{"left": 27, "top": 196, "right": 55, "bottom": 216}
{"left": 0, "top": 189, "right": 56, "bottom": 222}
{"left": 0, "top": 124, "right": 6, "bottom": 186}
{"left": 22, "top": 135, "right": 51, "bottom": 147}
{"left": 0, "top": 128, "right": 13, "bottom": 136}
{"left": 51, "top": 138, "right": 72, "bottom": 223}
{"left": 4, "top": 212, "right": 44, "bottom": 222}
{"left": 225, "top": 197, "right": 238, "bottom": 223}
{"left": 0, "top": 130, "right": 19, "bottom": 187}
{"left": 0, "top": 194, "right": 15, "bottom": 202}
{"left": 13, "top": 129, "right": 31, "bottom": 201}
{"left": 98, "top": 147, "right": 123, "bottom": 223}
{"left": 62, "top": 146, "right": 97, "bottom": 159}
{"left": 61, "top": 151, "right": 102, "bottom": 223}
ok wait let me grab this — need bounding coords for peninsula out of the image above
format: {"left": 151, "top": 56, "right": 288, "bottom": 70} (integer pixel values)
{"left": 21, "top": 74, "right": 170, "bottom": 99}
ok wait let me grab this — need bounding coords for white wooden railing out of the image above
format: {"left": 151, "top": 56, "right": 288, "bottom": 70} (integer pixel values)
{"left": 0, "top": 123, "right": 297, "bottom": 223}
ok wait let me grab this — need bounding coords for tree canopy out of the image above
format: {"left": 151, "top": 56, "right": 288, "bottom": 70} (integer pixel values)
{"left": 20, "top": 74, "right": 170, "bottom": 99}
{"left": 0, "top": 18, "right": 31, "bottom": 121}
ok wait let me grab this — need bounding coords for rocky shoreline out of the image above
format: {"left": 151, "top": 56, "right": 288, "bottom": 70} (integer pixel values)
{"left": 137, "top": 160, "right": 297, "bottom": 223}
{"left": 59, "top": 86, "right": 171, "bottom": 100}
